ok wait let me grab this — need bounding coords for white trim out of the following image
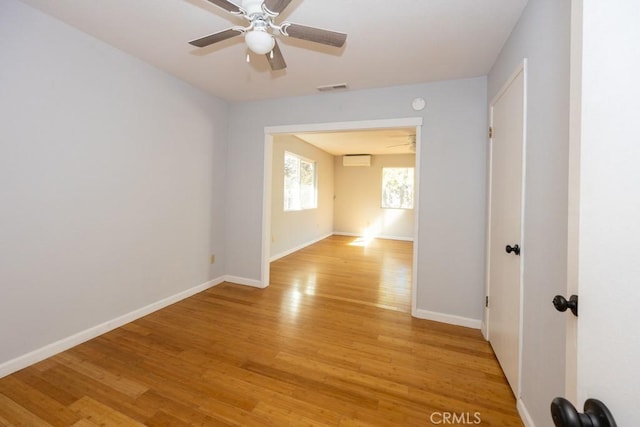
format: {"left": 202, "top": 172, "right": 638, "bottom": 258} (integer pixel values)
{"left": 0, "top": 277, "right": 225, "bottom": 379}
{"left": 411, "top": 124, "right": 422, "bottom": 318}
{"left": 485, "top": 58, "right": 528, "bottom": 399}
{"left": 517, "top": 399, "right": 536, "bottom": 427}
{"left": 489, "top": 59, "right": 528, "bottom": 106}
{"left": 332, "top": 232, "right": 414, "bottom": 242}
{"left": 223, "top": 275, "right": 267, "bottom": 289}
{"left": 265, "top": 118, "right": 423, "bottom": 135}
{"left": 270, "top": 233, "right": 333, "bottom": 262}
{"left": 564, "top": 0, "right": 583, "bottom": 403}
{"left": 413, "top": 308, "right": 482, "bottom": 330}
{"left": 483, "top": 98, "right": 493, "bottom": 340}
{"left": 518, "top": 57, "right": 529, "bottom": 404}
{"left": 261, "top": 133, "right": 274, "bottom": 287}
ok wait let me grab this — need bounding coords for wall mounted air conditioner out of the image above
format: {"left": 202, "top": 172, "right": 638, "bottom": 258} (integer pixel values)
{"left": 343, "top": 154, "right": 371, "bottom": 167}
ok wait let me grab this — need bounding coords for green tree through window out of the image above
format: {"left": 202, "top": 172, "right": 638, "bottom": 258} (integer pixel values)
{"left": 382, "top": 167, "right": 414, "bottom": 209}
{"left": 284, "top": 152, "right": 317, "bottom": 211}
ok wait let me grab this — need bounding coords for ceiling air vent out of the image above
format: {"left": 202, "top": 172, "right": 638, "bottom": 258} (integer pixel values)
{"left": 317, "top": 83, "right": 348, "bottom": 92}
{"left": 343, "top": 155, "right": 371, "bottom": 167}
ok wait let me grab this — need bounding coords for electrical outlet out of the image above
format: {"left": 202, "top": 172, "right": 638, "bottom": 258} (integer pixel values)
{"left": 210, "top": 254, "right": 215, "bottom": 264}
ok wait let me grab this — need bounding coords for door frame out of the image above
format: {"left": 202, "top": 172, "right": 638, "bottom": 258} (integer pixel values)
{"left": 261, "top": 117, "right": 423, "bottom": 316}
{"left": 484, "top": 59, "right": 528, "bottom": 398}
{"left": 564, "top": 0, "right": 583, "bottom": 404}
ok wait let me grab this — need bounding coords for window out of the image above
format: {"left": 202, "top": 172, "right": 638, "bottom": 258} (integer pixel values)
{"left": 381, "top": 167, "right": 414, "bottom": 209}
{"left": 284, "top": 151, "right": 317, "bottom": 211}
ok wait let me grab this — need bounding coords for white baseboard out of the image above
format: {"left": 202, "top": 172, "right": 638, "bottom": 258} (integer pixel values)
{"left": 269, "top": 233, "right": 333, "bottom": 262}
{"left": 413, "top": 308, "right": 482, "bottom": 329}
{"left": 223, "top": 275, "right": 267, "bottom": 289}
{"left": 0, "top": 277, "right": 225, "bottom": 379}
{"left": 517, "top": 398, "right": 536, "bottom": 427}
{"left": 333, "top": 232, "right": 414, "bottom": 242}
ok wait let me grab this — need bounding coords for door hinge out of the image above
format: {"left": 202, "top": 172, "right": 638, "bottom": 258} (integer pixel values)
{"left": 489, "top": 127, "right": 493, "bottom": 138}
{"left": 485, "top": 296, "right": 489, "bottom": 308}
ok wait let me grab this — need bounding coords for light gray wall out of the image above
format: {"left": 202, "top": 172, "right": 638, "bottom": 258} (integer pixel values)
{"left": 0, "top": 1, "right": 228, "bottom": 365}
{"left": 226, "top": 77, "right": 488, "bottom": 322}
{"left": 487, "top": 0, "right": 571, "bottom": 424}
{"left": 334, "top": 154, "right": 415, "bottom": 240}
{"left": 270, "top": 135, "right": 334, "bottom": 259}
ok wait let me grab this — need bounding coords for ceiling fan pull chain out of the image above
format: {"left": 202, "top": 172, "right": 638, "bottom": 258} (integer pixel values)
{"left": 270, "top": 50, "right": 274, "bottom": 59}
{"left": 246, "top": 52, "right": 251, "bottom": 63}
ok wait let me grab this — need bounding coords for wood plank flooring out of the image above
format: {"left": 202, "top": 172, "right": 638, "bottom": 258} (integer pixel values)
{"left": 0, "top": 235, "right": 522, "bottom": 426}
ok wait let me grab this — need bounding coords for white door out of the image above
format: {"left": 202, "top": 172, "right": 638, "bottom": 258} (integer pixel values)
{"left": 486, "top": 63, "right": 526, "bottom": 397}
{"left": 563, "top": 1, "right": 640, "bottom": 425}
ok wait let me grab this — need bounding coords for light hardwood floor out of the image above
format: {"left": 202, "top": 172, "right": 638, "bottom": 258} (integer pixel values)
{"left": 0, "top": 235, "right": 522, "bottom": 426}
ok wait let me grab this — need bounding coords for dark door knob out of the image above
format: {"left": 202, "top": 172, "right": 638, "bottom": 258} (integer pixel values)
{"left": 551, "top": 397, "right": 617, "bottom": 427}
{"left": 505, "top": 244, "right": 520, "bottom": 255}
{"left": 553, "top": 295, "right": 578, "bottom": 317}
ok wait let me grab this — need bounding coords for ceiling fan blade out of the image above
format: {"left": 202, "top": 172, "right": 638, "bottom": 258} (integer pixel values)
{"left": 189, "top": 28, "right": 243, "bottom": 48}
{"left": 282, "top": 23, "right": 347, "bottom": 48}
{"left": 204, "top": 0, "right": 242, "bottom": 14}
{"left": 266, "top": 40, "right": 287, "bottom": 71}
{"left": 263, "top": 0, "right": 294, "bottom": 15}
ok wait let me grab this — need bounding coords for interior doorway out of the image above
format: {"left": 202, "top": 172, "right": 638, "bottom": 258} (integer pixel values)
{"left": 261, "top": 118, "right": 423, "bottom": 316}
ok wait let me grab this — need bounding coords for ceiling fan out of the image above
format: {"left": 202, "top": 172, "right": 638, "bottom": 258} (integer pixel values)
{"left": 189, "top": 0, "right": 347, "bottom": 71}
{"left": 387, "top": 136, "right": 417, "bottom": 153}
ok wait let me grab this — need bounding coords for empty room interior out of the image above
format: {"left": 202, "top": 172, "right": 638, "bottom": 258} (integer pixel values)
{"left": 2, "top": 0, "right": 638, "bottom": 426}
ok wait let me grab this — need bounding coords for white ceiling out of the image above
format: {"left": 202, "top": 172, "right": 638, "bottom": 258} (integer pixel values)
{"left": 294, "top": 128, "right": 417, "bottom": 156}
{"left": 19, "top": 0, "right": 528, "bottom": 102}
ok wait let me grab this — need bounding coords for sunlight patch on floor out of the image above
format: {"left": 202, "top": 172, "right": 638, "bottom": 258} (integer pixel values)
{"left": 348, "top": 235, "right": 374, "bottom": 247}
{"left": 347, "top": 210, "right": 405, "bottom": 247}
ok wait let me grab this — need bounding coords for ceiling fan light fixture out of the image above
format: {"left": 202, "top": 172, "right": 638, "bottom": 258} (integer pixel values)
{"left": 245, "top": 29, "right": 275, "bottom": 55}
